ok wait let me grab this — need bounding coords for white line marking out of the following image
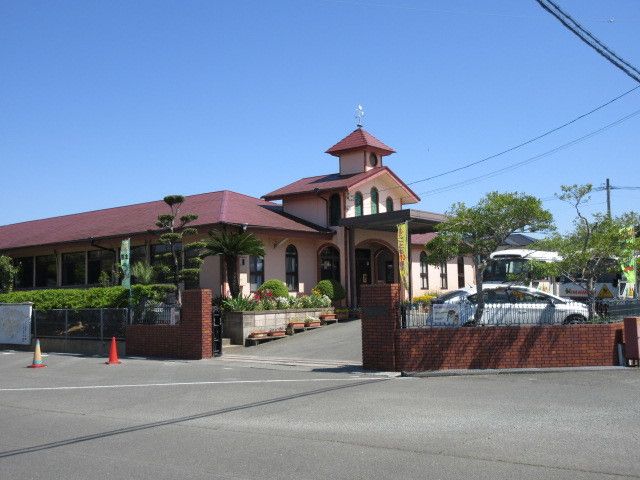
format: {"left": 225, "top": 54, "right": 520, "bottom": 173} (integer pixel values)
{"left": 0, "top": 378, "right": 371, "bottom": 392}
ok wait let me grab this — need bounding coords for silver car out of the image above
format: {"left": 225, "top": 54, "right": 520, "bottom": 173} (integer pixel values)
{"left": 429, "top": 285, "right": 589, "bottom": 326}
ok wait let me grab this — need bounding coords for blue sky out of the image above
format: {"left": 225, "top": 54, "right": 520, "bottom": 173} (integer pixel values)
{"left": 1, "top": 0, "right": 639, "bottom": 232}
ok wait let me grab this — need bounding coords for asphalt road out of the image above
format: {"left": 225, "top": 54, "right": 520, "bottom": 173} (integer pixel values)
{"left": 1, "top": 350, "right": 639, "bottom": 479}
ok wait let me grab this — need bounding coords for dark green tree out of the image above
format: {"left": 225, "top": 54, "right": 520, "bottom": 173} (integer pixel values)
{"left": 423, "top": 192, "right": 554, "bottom": 323}
{"left": 201, "top": 229, "right": 265, "bottom": 298}
{"left": 153, "top": 195, "right": 204, "bottom": 301}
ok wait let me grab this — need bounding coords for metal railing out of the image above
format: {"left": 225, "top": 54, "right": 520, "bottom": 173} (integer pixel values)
{"left": 33, "top": 308, "right": 129, "bottom": 340}
{"left": 400, "top": 299, "right": 640, "bottom": 329}
{"left": 129, "top": 304, "right": 181, "bottom": 325}
{"left": 32, "top": 305, "right": 181, "bottom": 340}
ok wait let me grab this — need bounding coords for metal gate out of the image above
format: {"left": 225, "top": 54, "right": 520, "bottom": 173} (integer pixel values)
{"left": 212, "top": 306, "right": 223, "bottom": 357}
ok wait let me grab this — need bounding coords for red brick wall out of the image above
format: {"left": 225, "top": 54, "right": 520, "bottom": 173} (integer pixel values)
{"left": 396, "top": 323, "right": 624, "bottom": 371}
{"left": 126, "top": 289, "right": 213, "bottom": 360}
{"left": 361, "top": 284, "right": 400, "bottom": 371}
{"left": 360, "top": 283, "right": 625, "bottom": 371}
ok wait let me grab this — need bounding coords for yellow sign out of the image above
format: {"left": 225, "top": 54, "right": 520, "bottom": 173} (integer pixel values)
{"left": 597, "top": 285, "right": 614, "bottom": 299}
{"left": 397, "top": 223, "right": 409, "bottom": 291}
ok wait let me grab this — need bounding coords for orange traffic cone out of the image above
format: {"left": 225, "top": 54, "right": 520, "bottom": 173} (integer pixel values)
{"left": 27, "top": 339, "right": 46, "bottom": 368}
{"left": 105, "top": 336, "right": 121, "bottom": 365}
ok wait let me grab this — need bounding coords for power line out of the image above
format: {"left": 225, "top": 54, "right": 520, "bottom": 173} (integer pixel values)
{"left": 535, "top": 0, "right": 640, "bottom": 83}
{"left": 414, "top": 107, "right": 640, "bottom": 197}
{"left": 376, "top": 84, "right": 640, "bottom": 195}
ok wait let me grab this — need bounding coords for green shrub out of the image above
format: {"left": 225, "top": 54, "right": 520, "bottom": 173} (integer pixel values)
{"left": 0, "top": 284, "right": 175, "bottom": 310}
{"left": 313, "top": 279, "right": 346, "bottom": 302}
{"left": 257, "top": 279, "right": 289, "bottom": 298}
{"left": 413, "top": 293, "right": 438, "bottom": 305}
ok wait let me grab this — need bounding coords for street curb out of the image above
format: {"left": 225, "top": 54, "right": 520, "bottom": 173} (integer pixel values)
{"left": 401, "top": 366, "right": 631, "bottom": 378}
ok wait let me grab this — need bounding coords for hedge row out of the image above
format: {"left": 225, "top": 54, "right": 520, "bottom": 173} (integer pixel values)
{"left": 0, "top": 284, "right": 176, "bottom": 310}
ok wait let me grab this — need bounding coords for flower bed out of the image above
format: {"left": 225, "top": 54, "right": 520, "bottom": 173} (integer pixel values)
{"left": 223, "top": 307, "right": 334, "bottom": 345}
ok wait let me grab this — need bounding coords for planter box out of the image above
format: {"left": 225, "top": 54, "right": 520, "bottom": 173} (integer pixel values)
{"left": 224, "top": 307, "right": 334, "bottom": 345}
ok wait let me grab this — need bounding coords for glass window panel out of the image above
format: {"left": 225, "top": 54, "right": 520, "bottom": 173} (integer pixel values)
{"left": 61, "top": 252, "right": 86, "bottom": 286}
{"left": 249, "top": 255, "right": 264, "bottom": 291}
{"left": 354, "top": 192, "right": 363, "bottom": 217}
{"left": 329, "top": 194, "right": 341, "bottom": 227}
{"left": 13, "top": 256, "right": 34, "bottom": 289}
{"left": 87, "top": 250, "right": 115, "bottom": 285}
{"left": 35, "top": 255, "right": 57, "bottom": 288}
{"left": 285, "top": 245, "right": 298, "bottom": 291}
{"left": 320, "top": 246, "right": 340, "bottom": 282}
{"left": 371, "top": 188, "right": 379, "bottom": 215}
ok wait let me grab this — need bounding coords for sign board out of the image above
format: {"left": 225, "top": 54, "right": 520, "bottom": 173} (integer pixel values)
{"left": 397, "top": 222, "right": 409, "bottom": 291}
{"left": 120, "top": 238, "right": 131, "bottom": 289}
{"left": 0, "top": 303, "right": 32, "bottom": 345}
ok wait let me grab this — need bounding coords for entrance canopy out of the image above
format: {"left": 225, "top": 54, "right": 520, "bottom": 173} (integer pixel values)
{"left": 339, "top": 209, "right": 445, "bottom": 234}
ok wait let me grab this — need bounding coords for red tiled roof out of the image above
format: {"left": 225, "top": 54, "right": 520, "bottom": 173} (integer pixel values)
{"left": 0, "top": 191, "right": 330, "bottom": 251}
{"left": 263, "top": 166, "right": 420, "bottom": 202}
{"left": 411, "top": 232, "right": 438, "bottom": 246}
{"left": 326, "top": 128, "right": 395, "bottom": 156}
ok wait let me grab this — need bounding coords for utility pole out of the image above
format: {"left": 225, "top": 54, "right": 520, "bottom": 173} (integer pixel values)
{"left": 606, "top": 178, "right": 611, "bottom": 217}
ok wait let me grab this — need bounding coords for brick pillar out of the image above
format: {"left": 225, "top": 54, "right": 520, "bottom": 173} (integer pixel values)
{"left": 180, "top": 289, "right": 213, "bottom": 360}
{"left": 624, "top": 316, "right": 640, "bottom": 363}
{"left": 360, "top": 283, "right": 400, "bottom": 371}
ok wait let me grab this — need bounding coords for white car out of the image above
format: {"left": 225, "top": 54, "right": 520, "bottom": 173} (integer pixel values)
{"left": 428, "top": 284, "right": 589, "bottom": 326}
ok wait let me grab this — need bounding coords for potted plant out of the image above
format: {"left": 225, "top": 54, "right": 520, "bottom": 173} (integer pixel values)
{"left": 268, "top": 328, "right": 286, "bottom": 337}
{"left": 304, "top": 316, "right": 321, "bottom": 328}
{"left": 248, "top": 330, "right": 268, "bottom": 339}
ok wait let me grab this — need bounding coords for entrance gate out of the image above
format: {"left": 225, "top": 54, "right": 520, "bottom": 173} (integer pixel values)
{"left": 212, "top": 306, "right": 223, "bottom": 357}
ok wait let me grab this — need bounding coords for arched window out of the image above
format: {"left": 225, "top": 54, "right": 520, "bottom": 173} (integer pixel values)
{"left": 420, "top": 252, "right": 429, "bottom": 290}
{"left": 329, "top": 193, "right": 341, "bottom": 226}
{"left": 386, "top": 196, "right": 394, "bottom": 212}
{"left": 354, "top": 192, "right": 363, "bottom": 217}
{"left": 285, "top": 245, "right": 298, "bottom": 291}
{"left": 370, "top": 187, "right": 379, "bottom": 215}
{"left": 319, "top": 246, "right": 340, "bottom": 282}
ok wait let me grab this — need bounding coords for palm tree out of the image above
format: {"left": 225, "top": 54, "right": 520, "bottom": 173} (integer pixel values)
{"left": 201, "top": 229, "right": 265, "bottom": 298}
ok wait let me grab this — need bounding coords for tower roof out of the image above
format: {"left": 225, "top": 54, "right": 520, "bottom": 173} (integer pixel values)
{"left": 325, "top": 127, "right": 396, "bottom": 157}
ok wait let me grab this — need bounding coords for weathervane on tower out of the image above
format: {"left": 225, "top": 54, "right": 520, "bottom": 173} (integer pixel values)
{"left": 355, "top": 104, "right": 364, "bottom": 128}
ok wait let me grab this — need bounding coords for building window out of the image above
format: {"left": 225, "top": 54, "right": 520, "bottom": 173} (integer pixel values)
{"left": 370, "top": 187, "right": 379, "bottom": 214}
{"left": 13, "top": 256, "right": 34, "bottom": 289}
{"left": 249, "top": 255, "right": 264, "bottom": 291}
{"left": 183, "top": 245, "right": 202, "bottom": 289}
{"left": 440, "top": 261, "right": 448, "bottom": 290}
{"left": 87, "top": 250, "right": 116, "bottom": 285}
{"left": 285, "top": 245, "right": 299, "bottom": 291}
{"left": 354, "top": 192, "right": 363, "bottom": 217}
{"left": 329, "top": 193, "right": 341, "bottom": 226}
{"left": 130, "top": 245, "right": 147, "bottom": 266}
{"left": 420, "top": 252, "right": 429, "bottom": 290}
{"left": 62, "top": 251, "right": 86, "bottom": 286}
{"left": 369, "top": 152, "right": 378, "bottom": 167}
{"left": 457, "top": 256, "right": 465, "bottom": 288}
{"left": 35, "top": 255, "right": 57, "bottom": 288}
{"left": 386, "top": 197, "right": 394, "bottom": 212}
{"left": 319, "top": 246, "right": 340, "bottom": 282}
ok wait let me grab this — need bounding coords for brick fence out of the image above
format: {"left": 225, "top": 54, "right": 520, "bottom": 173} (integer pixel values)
{"left": 361, "top": 284, "right": 627, "bottom": 372}
{"left": 126, "top": 289, "right": 213, "bottom": 360}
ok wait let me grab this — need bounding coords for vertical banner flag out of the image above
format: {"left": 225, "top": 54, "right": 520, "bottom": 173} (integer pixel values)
{"left": 120, "top": 238, "right": 131, "bottom": 289}
{"left": 621, "top": 226, "right": 636, "bottom": 297}
{"left": 397, "top": 222, "right": 409, "bottom": 291}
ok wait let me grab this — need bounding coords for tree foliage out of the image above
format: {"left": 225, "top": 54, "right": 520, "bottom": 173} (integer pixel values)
{"left": 423, "top": 191, "right": 554, "bottom": 322}
{"left": 152, "top": 195, "right": 204, "bottom": 300}
{"left": 201, "top": 229, "right": 265, "bottom": 298}
{"left": 532, "top": 184, "right": 640, "bottom": 319}
{"left": 0, "top": 255, "right": 18, "bottom": 293}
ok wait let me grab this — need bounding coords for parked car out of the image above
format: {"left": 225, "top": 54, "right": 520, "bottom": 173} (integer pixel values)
{"left": 428, "top": 284, "right": 589, "bottom": 326}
